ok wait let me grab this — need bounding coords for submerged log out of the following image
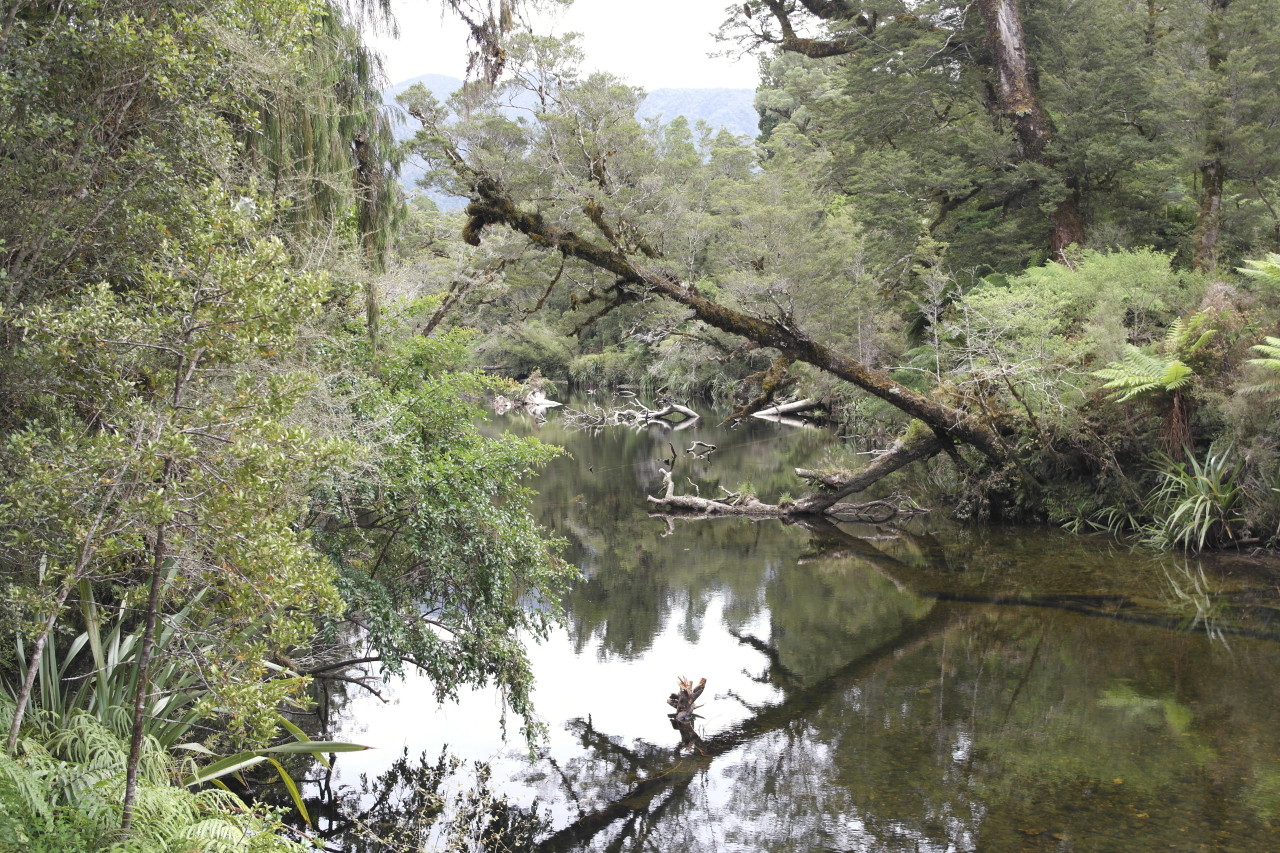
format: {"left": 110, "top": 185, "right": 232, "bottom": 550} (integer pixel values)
{"left": 564, "top": 398, "right": 701, "bottom": 430}
{"left": 640, "top": 402, "right": 700, "bottom": 423}
{"left": 493, "top": 391, "right": 563, "bottom": 417}
{"left": 526, "top": 390, "right": 563, "bottom": 409}
{"left": 646, "top": 469, "right": 925, "bottom": 522}
{"left": 751, "top": 412, "right": 821, "bottom": 429}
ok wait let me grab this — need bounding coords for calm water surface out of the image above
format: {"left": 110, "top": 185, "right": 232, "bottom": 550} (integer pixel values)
{"left": 328, "top": 401, "right": 1280, "bottom": 852}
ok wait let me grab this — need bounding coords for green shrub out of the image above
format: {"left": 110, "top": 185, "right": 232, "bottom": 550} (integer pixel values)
{"left": 1143, "top": 445, "right": 1245, "bottom": 552}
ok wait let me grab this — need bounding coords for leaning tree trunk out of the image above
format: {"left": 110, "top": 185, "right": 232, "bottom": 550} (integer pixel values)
{"left": 456, "top": 177, "right": 1008, "bottom": 464}
{"left": 975, "top": 0, "right": 1086, "bottom": 259}
{"left": 5, "top": 580, "right": 73, "bottom": 753}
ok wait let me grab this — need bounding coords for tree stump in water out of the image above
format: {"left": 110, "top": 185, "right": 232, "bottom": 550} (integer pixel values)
{"left": 667, "top": 676, "right": 706, "bottom": 723}
{"left": 667, "top": 676, "right": 707, "bottom": 750}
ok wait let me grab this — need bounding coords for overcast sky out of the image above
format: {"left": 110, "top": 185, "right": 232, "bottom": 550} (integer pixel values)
{"left": 365, "top": 0, "right": 761, "bottom": 90}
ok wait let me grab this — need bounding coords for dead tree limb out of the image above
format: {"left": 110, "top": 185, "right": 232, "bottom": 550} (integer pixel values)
{"left": 755, "top": 398, "right": 823, "bottom": 417}
{"left": 647, "top": 426, "right": 943, "bottom": 519}
{"left": 533, "top": 606, "right": 958, "bottom": 853}
{"left": 445, "top": 170, "right": 1008, "bottom": 463}
{"left": 788, "top": 427, "right": 942, "bottom": 514}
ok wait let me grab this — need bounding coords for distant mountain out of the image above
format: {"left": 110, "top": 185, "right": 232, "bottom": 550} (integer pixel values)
{"left": 383, "top": 74, "right": 758, "bottom": 206}
{"left": 637, "top": 88, "right": 758, "bottom": 140}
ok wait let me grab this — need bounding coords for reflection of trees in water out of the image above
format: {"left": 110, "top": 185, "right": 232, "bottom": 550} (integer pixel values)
{"left": 303, "top": 747, "right": 550, "bottom": 852}
{"left": 515, "top": 412, "right": 855, "bottom": 661}
{"left": 520, "top": 520, "right": 1280, "bottom": 853}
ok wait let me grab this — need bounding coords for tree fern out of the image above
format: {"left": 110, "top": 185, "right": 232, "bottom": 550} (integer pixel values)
{"left": 1093, "top": 347, "right": 1194, "bottom": 402}
{"left": 0, "top": 704, "right": 311, "bottom": 852}
{"left": 1241, "top": 335, "right": 1280, "bottom": 396}
{"left": 1094, "top": 313, "right": 1217, "bottom": 403}
{"left": 1238, "top": 253, "right": 1280, "bottom": 290}
{"left": 1162, "top": 312, "right": 1217, "bottom": 362}
{"left": 1092, "top": 312, "right": 1218, "bottom": 457}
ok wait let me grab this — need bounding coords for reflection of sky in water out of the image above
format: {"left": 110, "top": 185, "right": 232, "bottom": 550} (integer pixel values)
{"left": 324, "top": 406, "right": 1280, "bottom": 851}
{"left": 332, "top": 593, "right": 778, "bottom": 826}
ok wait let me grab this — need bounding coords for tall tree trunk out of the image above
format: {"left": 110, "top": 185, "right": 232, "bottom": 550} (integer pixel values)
{"left": 1192, "top": 155, "right": 1225, "bottom": 272}
{"left": 975, "top": 0, "right": 1086, "bottom": 258}
{"left": 123, "top": 350, "right": 193, "bottom": 831}
{"left": 353, "top": 130, "right": 382, "bottom": 350}
{"left": 1191, "top": 0, "right": 1230, "bottom": 273}
{"left": 120, "top": 517, "right": 167, "bottom": 832}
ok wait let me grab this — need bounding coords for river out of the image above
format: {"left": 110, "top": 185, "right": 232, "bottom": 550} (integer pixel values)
{"left": 318, "top": 399, "right": 1280, "bottom": 852}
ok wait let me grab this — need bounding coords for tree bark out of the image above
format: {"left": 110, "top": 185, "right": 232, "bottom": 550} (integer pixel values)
{"left": 1191, "top": 0, "right": 1231, "bottom": 273}
{"left": 121, "top": 517, "right": 167, "bottom": 832}
{"left": 754, "top": 398, "right": 822, "bottom": 417}
{"left": 647, "top": 426, "right": 940, "bottom": 520}
{"left": 974, "top": 0, "right": 1085, "bottom": 258}
{"left": 5, "top": 580, "right": 73, "bottom": 754}
{"left": 789, "top": 429, "right": 943, "bottom": 513}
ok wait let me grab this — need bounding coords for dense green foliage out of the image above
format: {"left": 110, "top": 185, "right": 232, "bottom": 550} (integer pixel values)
{"left": 6, "top": 0, "right": 1280, "bottom": 843}
{"left": 1, "top": 699, "right": 311, "bottom": 852}
{"left": 403, "top": 12, "right": 1280, "bottom": 547}
{"left": 0, "top": 0, "right": 573, "bottom": 843}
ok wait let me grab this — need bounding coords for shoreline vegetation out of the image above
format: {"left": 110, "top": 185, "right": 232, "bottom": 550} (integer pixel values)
{"left": 3, "top": 0, "right": 1280, "bottom": 848}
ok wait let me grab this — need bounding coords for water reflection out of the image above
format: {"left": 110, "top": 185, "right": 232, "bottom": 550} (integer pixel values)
{"left": 320, "top": 402, "right": 1280, "bottom": 852}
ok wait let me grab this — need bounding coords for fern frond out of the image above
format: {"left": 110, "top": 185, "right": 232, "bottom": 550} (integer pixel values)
{"left": 1093, "top": 346, "right": 1191, "bottom": 402}
{"left": 0, "top": 752, "right": 54, "bottom": 828}
{"left": 1161, "top": 312, "right": 1216, "bottom": 358}
{"left": 0, "top": 711, "right": 312, "bottom": 852}
{"left": 182, "top": 818, "right": 251, "bottom": 853}
{"left": 1238, "top": 253, "right": 1280, "bottom": 289}
{"left": 1161, "top": 360, "right": 1194, "bottom": 390}
{"left": 1246, "top": 335, "right": 1280, "bottom": 366}
{"left": 1241, "top": 335, "right": 1280, "bottom": 395}
{"left": 1160, "top": 316, "right": 1187, "bottom": 353}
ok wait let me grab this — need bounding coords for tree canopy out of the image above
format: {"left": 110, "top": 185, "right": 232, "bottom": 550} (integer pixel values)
{"left": 0, "top": 0, "right": 575, "bottom": 842}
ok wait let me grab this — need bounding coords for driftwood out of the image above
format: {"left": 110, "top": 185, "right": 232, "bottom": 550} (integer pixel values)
{"left": 752, "top": 398, "right": 823, "bottom": 419}
{"left": 563, "top": 398, "right": 701, "bottom": 430}
{"left": 666, "top": 676, "right": 706, "bottom": 724}
{"left": 667, "top": 676, "right": 707, "bottom": 751}
{"left": 751, "top": 412, "right": 821, "bottom": 429}
{"left": 493, "top": 391, "right": 563, "bottom": 418}
{"left": 534, "top": 609, "right": 958, "bottom": 852}
{"left": 647, "top": 427, "right": 942, "bottom": 520}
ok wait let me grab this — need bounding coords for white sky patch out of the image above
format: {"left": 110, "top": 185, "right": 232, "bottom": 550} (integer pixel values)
{"left": 365, "top": 0, "right": 761, "bottom": 91}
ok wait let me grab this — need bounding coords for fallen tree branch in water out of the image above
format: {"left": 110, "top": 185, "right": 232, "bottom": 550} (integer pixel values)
{"left": 646, "top": 425, "right": 941, "bottom": 520}
{"left": 562, "top": 397, "right": 701, "bottom": 430}
{"left": 533, "top": 607, "right": 959, "bottom": 852}
{"left": 753, "top": 397, "right": 823, "bottom": 417}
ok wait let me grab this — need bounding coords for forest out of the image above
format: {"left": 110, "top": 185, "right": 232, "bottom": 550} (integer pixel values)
{"left": 2, "top": 0, "right": 1280, "bottom": 849}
